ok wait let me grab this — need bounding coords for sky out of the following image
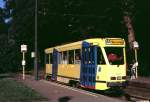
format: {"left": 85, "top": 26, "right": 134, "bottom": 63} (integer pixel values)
{"left": 0, "top": 0, "right": 4, "bottom": 8}
{"left": 0, "top": 0, "right": 12, "bottom": 23}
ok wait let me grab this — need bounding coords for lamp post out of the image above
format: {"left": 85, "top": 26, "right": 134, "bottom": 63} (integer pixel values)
{"left": 34, "top": 0, "right": 38, "bottom": 80}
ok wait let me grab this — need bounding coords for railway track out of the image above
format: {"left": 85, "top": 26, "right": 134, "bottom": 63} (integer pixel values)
{"left": 123, "top": 81, "right": 150, "bottom": 102}
{"left": 129, "top": 95, "right": 150, "bottom": 101}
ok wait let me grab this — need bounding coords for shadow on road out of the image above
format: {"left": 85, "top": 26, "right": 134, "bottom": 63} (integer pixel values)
{"left": 59, "top": 96, "right": 72, "bottom": 102}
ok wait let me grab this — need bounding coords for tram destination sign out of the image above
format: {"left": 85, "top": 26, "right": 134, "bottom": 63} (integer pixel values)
{"left": 105, "top": 39, "right": 124, "bottom": 45}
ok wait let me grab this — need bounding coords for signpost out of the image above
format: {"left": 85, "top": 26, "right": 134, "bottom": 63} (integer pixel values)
{"left": 34, "top": 0, "right": 38, "bottom": 80}
{"left": 31, "top": 52, "right": 35, "bottom": 58}
{"left": 132, "top": 41, "right": 139, "bottom": 78}
{"left": 21, "top": 44, "right": 27, "bottom": 80}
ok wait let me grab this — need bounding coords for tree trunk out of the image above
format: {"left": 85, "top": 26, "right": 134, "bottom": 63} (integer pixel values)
{"left": 123, "top": 15, "right": 135, "bottom": 49}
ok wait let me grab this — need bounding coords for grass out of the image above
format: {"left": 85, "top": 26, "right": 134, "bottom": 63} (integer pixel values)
{"left": 0, "top": 78, "right": 48, "bottom": 102}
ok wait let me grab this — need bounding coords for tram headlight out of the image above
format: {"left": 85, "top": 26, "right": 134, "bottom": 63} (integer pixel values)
{"left": 117, "top": 76, "right": 122, "bottom": 80}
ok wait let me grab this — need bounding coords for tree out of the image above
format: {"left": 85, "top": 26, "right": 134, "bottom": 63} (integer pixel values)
{"left": 0, "top": 6, "right": 11, "bottom": 73}
{"left": 0, "top": 8, "right": 7, "bottom": 33}
{"left": 7, "top": 0, "right": 149, "bottom": 75}
{"left": 0, "top": 0, "right": 35, "bottom": 72}
{"left": 121, "top": 0, "right": 136, "bottom": 49}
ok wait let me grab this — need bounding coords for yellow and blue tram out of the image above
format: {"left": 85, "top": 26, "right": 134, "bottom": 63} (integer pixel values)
{"left": 44, "top": 38, "right": 127, "bottom": 90}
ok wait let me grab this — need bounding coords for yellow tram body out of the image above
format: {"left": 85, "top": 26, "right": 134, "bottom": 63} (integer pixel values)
{"left": 45, "top": 38, "right": 126, "bottom": 90}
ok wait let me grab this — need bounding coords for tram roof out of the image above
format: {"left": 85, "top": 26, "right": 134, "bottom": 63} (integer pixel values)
{"left": 44, "top": 38, "right": 125, "bottom": 53}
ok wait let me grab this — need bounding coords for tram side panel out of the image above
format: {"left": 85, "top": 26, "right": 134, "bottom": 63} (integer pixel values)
{"left": 45, "top": 64, "right": 52, "bottom": 79}
{"left": 57, "top": 64, "right": 80, "bottom": 84}
{"left": 95, "top": 65, "right": 110, "bottom": 90}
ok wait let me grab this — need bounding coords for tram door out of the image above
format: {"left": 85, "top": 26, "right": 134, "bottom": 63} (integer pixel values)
{"left": 80, "top": 42, "right": 97, "bottom": 89}
{"left": 52, "top": 49, "right": 59, "bottom": 81}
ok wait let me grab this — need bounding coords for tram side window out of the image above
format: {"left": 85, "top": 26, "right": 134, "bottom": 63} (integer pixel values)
{"left": 97, "top": 47, "right": 105, "bottom": 64}
{"left": 88, "top": 48, "right": 91, "bottom": 64}
{"left": 62, "top": 51, "right": 68, "bottom": 64}
{"left": 46, "top": 54, "right": 49, "bottom": 64}
{"left": 58, "top": 52, "right": 63, "bottom": 64}
{"left": 75, "top": 49, "right": 81, "bottom": 64}
{"left": 69, "top": 50, "right": 74, "bottom": 64}
{"left": 82, "top": 48, "right": 88, "bottom": 64}
{"left": 50, "top": 53, "right": 53, "bottom": 64}
{"left": 90, "top": 46, "right": 94, "bottom": 64}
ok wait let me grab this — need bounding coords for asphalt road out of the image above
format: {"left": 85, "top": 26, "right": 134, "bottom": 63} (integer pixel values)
{"left": 15, "top": 75, "right": 123, "bottom": 102}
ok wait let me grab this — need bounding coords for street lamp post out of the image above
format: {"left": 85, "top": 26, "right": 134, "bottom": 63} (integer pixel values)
{"left": 34, "top": 0, "right": 38, "bottom": 80}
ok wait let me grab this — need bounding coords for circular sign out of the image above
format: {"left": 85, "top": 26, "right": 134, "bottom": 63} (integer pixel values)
{"left": 22, "top": 60, "right": 26, "bottom": 65}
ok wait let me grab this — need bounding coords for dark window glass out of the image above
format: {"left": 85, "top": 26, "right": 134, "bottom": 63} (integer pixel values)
{"left": 69, "top": 50, "right": 74, "bottom": 64}
{"left": 97, "top": 47, "right": 106, "bottom": 64}
{"left": 90, "top": 46, "right": 95, "bottom": 64}
{"left": 50, "top": 53, "right": 53, "bottom": 64}
{"left": 46, "top": 54, "right": 49, "bottom": 64}
{"left": 105, "top": 47, "right": 124, "bottom": 65}
{"left": 58, "top": 52, "right": 63, "bottom": 64}
{"left": 75, "top": 49, "right": 81, "bottom": 64}
{"left": 84, "top": 48, "right": 89, "bottom": 64}
{"left": 88, "top": 48, "right": 91, "bottom": 64}
{"left": 63, "top": 51, "right": 68, "bottom": 64}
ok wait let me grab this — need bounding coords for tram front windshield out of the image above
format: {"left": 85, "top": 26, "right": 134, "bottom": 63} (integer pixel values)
{"left": 105, "top": 47, "right": 124, "bottom": 65}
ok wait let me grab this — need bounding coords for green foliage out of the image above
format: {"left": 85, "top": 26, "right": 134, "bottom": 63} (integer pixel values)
{"left": 2, "top": 0, "right": 133, "bottom": 72}
{"left": 0, "top": 78, "right": 47, "bottom": 102}
{"left": 0, "top": 5, "right": 11, "bottom": 73}
{"left": 4, "top": 0, "right": 150, "bottom": 76}
{"left": 0, "top": 8, "right": 7, "bottom": 33}
{"left": 2, "top": 0, "right": 35, "bottom": 72}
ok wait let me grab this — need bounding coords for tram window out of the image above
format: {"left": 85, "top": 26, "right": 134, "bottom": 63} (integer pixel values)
{"left": 59, "top": 52, "right": 63, "bottom": 64}
{"left": 88, "top": 48, "right": 91, "bottom": 64}
{"left": 90, "top": 46, "right": 95, "bottom": 64}
{"left": 62, "top": 51, "right": 68, "bottom": 64}
{"left": 69, "top": 50, "right": 74, "bottom": 64}
{"left": 105, "top": 47, "right": 124, "bottom": 65}
{"left": 97, "top": 47, "right": 106, "bottom": 64}
{"left": 50, "top": 53, "right": 53, "bottom": 64}
{"left": 45, "top": 54, "right": 49, "bottom": 64}
{"left": 75, "top": 49, "right": 81, "bottom": 64}
{"left": 83, "top": 48, "right": 88, "bottom": 64}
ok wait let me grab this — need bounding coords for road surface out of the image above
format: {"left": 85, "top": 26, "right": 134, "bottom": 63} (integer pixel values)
{"left": 14, "top": 75, "right": 124, "bottom": 102}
